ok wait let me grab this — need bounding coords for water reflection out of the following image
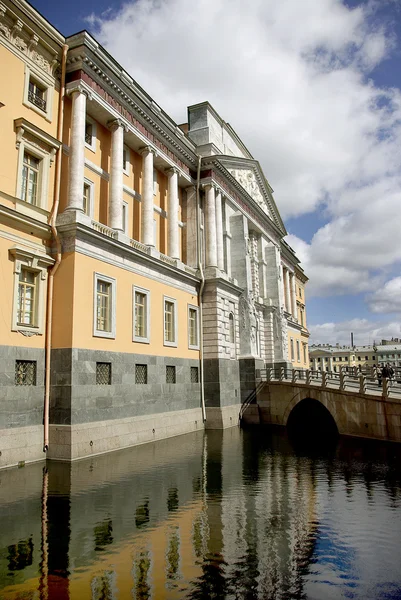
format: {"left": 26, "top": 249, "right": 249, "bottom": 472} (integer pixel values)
{"left": 0, "top": 428, "right": 401, "bottom": 599}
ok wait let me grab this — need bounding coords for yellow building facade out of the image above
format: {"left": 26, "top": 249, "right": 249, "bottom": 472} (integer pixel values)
{"left": 0, "top": 0, "right": 309, "bottom": 469}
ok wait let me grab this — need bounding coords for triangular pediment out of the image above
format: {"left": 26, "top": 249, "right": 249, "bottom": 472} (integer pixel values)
{"left": 214, "top": 156, "right": 287, "bottom": 235}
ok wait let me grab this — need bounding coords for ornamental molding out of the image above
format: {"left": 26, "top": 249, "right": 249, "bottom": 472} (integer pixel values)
{"left": 66, "top": 56, "right": 197, "bottom": 169}
{"left": 0, "top": 4, "right": 59, "bottom": 78}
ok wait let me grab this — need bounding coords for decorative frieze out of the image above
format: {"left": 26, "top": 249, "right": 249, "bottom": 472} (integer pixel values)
{"left": 0, "top": 5, "right": 59, "bottom": 77}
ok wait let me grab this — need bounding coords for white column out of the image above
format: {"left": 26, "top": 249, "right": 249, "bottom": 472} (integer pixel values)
{"left": 312, "top": 358, "right": 318, "bottom": 370}
{"left": 328, "top": 357, "right": 334, "bottom": 372}
{"left": 215, "top": 190, "right": 224, "bottom": 271}
{"left": 66, "top": 86, "right": 88, "bottom": 211}
{"left": 290, "top": 271, "right": 297, "bottom": 319}
{"left": 204, "top": 184, "right": 217, "bottom": 267}
{"left": 166, "top": 167, "right": 180, "bottom": 259}
{"left": 283, "top": 267, "right": 290, "bottom": 313}
{"left": 140, "top": 147, "right": 156, "bottom": 246}
{"left": 108, "top": 119, "right": 125, "bottom": 231}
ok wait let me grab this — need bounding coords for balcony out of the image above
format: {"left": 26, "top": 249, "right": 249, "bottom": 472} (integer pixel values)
{"left": 28, "top": 90, "right": 46, "bottom": 112}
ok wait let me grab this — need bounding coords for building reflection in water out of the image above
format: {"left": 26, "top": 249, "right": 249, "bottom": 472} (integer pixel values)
{"left": 0, "top": 428, "right": 400, "bottom": 599}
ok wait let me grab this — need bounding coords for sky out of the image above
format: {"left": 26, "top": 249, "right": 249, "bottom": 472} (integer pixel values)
{"left": 30, "top": 0, "right": 401, "bottom": 346}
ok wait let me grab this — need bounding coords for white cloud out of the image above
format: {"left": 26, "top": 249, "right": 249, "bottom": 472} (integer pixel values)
{"left": 87, "top": 0, "right": 401, "bottom": 305}
{"left": 309, "top": 318, "right": 401, "bottom": 346}
{"left": 368, "top": 277, "right": 401, "bottom": 313}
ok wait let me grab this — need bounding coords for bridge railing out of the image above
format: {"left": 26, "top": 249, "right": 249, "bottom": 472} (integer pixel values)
{"left": 259, "top": 367, "right": 400, "bottom": 399}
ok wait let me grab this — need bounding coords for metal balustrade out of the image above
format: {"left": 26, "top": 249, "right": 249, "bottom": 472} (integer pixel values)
{"left": 257, "top": 367, "right": 401, "bottom": 399}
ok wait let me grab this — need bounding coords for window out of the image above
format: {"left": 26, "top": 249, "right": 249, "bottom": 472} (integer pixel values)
{"left": 153, "top": 169, "right": 158, "bottom": 195}
{"left": 188, "top": 305, "right": 199, "bottom": 349}
{"left": 339, "top": 357, "right": 342, "bottom": 362}
{"left": 83, "top": 179, "right": 94, "bottom": 217}
{"left": 290, "top": 338, "right": 294, "bottom": 361}
{"left": 299, "top": 287, "right": 302, "bottom": 298}
{"left": 133, "top": 287, "right": 150, "bottom": 343}
{"left": 191, "top": 366, "right": 199, "bottom": 383}
{"left": 17, "top": 269, "right": 37, "bottom": 326}
{"left": 135, "top": 364, "right": 147, "bottom": 384}
{"left": 303, "top": 343, "right": 307, "bottom": 363}
{"left": 28, "top": 79, "right": 46, "bottom": 112}
{"left": 10, "top": 246, "right": 53, "bottom": 335}
{"left": 333, "top": 357, "right": 336, "bottom": 362}
{"left": 21, "top": 152, "right": 40, "bottom": 205}
{"left": 94, "top": 273, "right": 116, "bottom": 338}
{"left": 15, "top": 360, "right": 36, "bottom": 386}
{"left": 96, "top": 362, "right": 111, "bottom": 385}
{"left": 164, "top": 297, "right": 177, "bottom": 346}
{"left": 166, "top": 365, "right": 176, "bottom": 383}
{"left": 85, "top": 118, "right": 96, "bottom": 152}
{"left": 122, "top": 201, "right": 128, "bottom": 235}
{"left": 358, "top": 356, "right": 361, "bottom": 361}
{"left": 123, "top": 146, "right": 130, "bottom": 175}
{"left": 365, "top": 356, "right": 368, "bottom": 361}
{"left": 15, "top": 118, "right": 60, "bottom": 210}
{"left": 296, "top": 340, "right": 300, "bottom": 362}
{"left": 23, "top": 66, "right": 53, "bottom": 121}
{"left": 317, "top": 357, "right": 321, "bottom": 362}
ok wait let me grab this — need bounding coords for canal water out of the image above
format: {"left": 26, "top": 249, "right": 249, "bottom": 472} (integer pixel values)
{"left": 0, "top": 427, "right": 401, "bottom": 600}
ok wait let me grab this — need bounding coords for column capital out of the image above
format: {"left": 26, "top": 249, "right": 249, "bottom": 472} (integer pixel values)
{"left": 202, "top": 182, "right": 217, "bottom": 192}
{"left": 107, "top": 118, "right": 128, "bottom": 133}
{"left": 165, "top": 166, "right": 179, "bottom": 176}
{"left": 139, "top": 145, "right": 157, "bottom": 157}
{"left": 66, "top": 83, "right": 92, "bottom": 101}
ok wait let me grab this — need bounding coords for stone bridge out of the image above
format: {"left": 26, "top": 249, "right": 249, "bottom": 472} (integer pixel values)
{"left": 241, "top": 369, "right": 401, "bottom": 443}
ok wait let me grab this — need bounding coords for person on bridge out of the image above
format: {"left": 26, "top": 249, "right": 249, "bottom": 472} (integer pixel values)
{"left": 381, "top": 364, "right": 394, "bottom": 387}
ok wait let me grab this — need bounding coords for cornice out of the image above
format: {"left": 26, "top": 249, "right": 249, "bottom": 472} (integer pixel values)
{"left": 202, "top": 155, "right": 287, "bottom": 236}
{"left": 57, "top": 220, "right": 201, "bottom": 288}
{"left": 0, "top": 201, "right": 51, "bottom": 239}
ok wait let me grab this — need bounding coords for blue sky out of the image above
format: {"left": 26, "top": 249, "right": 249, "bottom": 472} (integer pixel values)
{"left": 30, "top": 0, "right": 401, "bottom": 345}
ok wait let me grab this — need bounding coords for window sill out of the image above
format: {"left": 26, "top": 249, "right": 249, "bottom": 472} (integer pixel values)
{"left": 93, "top": 330, "right": 116, "bottom": 339}
{"left": 22, "top": 100, "right": 52, "bottom": 123}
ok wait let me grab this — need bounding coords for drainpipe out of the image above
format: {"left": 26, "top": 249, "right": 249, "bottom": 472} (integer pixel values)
{"left": 43, "top": 44, "right": 68, "bottom": 453}
{"left": 196, "top": 155, "right": 206, "bottom": 423}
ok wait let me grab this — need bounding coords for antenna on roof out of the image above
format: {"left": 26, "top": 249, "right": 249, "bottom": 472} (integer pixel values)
{"left": 351, "top": 332, "right": 354, "bottom": 348}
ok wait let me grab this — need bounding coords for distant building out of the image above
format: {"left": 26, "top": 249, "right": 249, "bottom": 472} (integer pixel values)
{"left": 309, "top": 344, "right": 377, "bottom": 372}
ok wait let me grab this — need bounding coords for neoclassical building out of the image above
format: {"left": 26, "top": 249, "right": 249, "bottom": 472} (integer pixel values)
{"left": 0, "top": 0, "right": 309, "bottom": 468}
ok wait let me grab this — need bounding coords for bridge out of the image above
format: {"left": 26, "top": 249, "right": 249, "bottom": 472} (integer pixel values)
{"left": 240, "top": 368, "right": 401, "bottom": 443}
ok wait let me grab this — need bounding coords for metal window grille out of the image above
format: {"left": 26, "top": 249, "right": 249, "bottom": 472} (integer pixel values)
{"left": 135, "top": 364, "right": 147, "bottom": 384}
{"left": 190, "top": 367, "right": 199, "bottom": 383}
{"left": 15, "top": 360, "right": 36, "bottom": 386}
{"left": 96, "top": 362, "right": 111, "bottom": 385}
{"left": 85, "top": 122, "right": 93, "bottom": 145}
{"left": 28, "top": 81, "right": 46, "bottom": 111}
{"left": 166, "top": 365, "right": 176, "bottom": 384}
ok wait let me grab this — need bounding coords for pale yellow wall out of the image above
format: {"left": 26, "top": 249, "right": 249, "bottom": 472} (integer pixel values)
{"left": 0, "top": 44, "right": 59, "bottom": 210}
{"left": 53, "top": 251, "right": 199, "bottom": 358}
{"left": 0, "top": 231, "right": 47, "bottom": 349}
{"left": 288, "top": 330, "right": 309, "bottom": 369}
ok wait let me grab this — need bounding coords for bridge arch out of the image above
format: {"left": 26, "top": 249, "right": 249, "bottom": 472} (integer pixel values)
{"left": 284, "top": 396, "right": 339, "bottom": 441}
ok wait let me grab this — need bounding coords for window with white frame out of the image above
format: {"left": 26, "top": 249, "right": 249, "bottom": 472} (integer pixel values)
{"left": 85, "top": 118, "right": 96, "bottom": 152}
{"left": 164, "top": 297, "right": 177, "bottom": 346}
{"left": 9, "top": 246, "right": 53, "bottom": 335}
{"left": 94, "top": 273, "right": 116, "bottom": 338}
{"left": 290, "top": 338, "right": 294, "bottom": 361}
{"left": 133, "top": 286, "right": 150, "bottom": 343}
{"left": 83, "top": 179, "right": 94, "bottom": 217}
{"left": 296, "top": 340, "right": 300, "bottom": 362}
{"left": 23, "top": 66, "right": 54, "bottom": 121}
{"left": 15, "top": 118, "right": 60, "bottom": 210}
{"left": 303, "top": 343, "right": 307, "bottom": 363}
{"left": 21, "top": 152, "right": 40, "bottom": 205}
{"left": 188, "top": 305, "right": 199, "bottom": 349}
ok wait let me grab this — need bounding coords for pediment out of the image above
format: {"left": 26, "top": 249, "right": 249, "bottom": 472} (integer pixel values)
{"left": 215, "top": 156, "right": 286, "bottom": 235}
{"left": 227, "top": 167, "right": 270, "bottom": 217}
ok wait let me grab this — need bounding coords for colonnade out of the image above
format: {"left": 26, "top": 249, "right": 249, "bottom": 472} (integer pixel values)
{"left": 282, "top": 265, "right": 298, "bottom": 321}
{"left": 65, "top": 85, "right": 182, "bottom": 259}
